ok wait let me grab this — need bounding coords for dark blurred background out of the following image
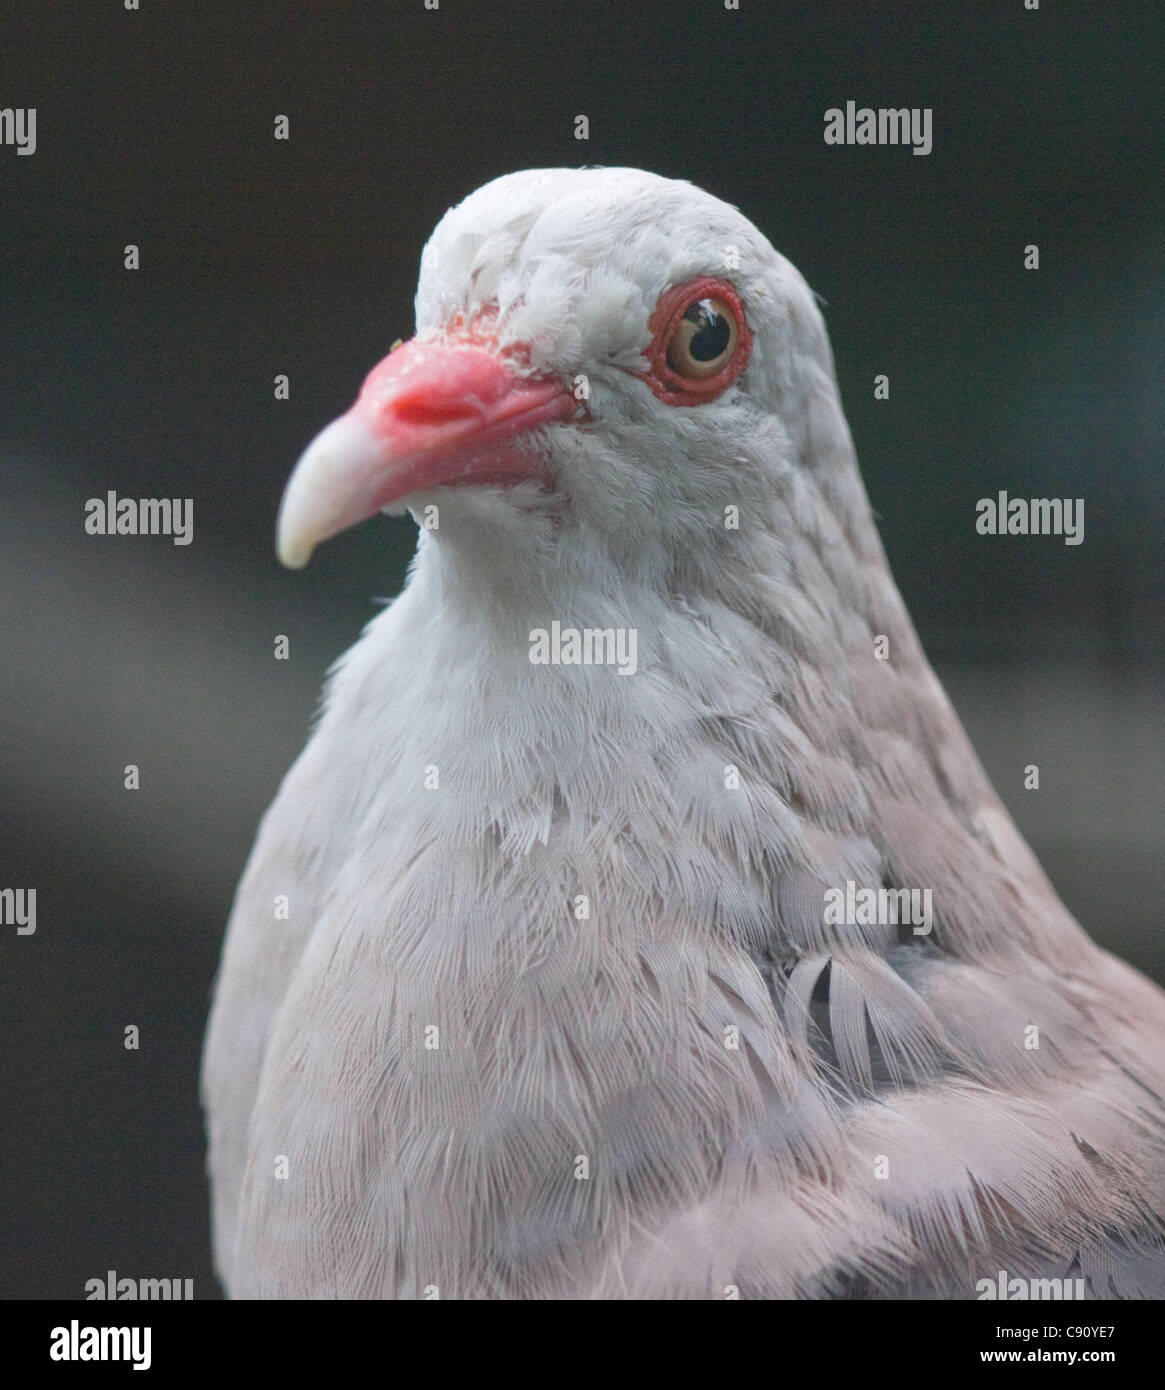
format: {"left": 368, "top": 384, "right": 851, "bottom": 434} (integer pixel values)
{"left": 0, "top": 1, "right": 1161, "bottom": 1299}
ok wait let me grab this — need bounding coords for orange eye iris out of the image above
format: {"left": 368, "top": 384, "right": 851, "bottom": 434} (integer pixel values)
{"left": 641, "top": 277, "right": 751, "bottom": 406}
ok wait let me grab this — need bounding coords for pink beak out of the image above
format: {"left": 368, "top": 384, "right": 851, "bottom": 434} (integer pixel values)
{"left": 276, "top": 335, "right": 577, "bottom": 568}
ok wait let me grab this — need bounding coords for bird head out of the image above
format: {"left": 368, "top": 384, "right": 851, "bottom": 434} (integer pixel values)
{"left": 276, "top": 167, "right": 861, "bottom": 588}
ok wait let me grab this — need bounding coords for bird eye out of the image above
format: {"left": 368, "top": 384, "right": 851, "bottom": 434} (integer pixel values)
{"left": 666, "top": 297, "right": 737, "bottom": 378}
{"left": 641, "top": 276, "right": 752, "bottom": 405}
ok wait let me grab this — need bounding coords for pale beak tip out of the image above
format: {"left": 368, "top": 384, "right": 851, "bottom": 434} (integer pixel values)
{"left": 274, "top": 413, "right": 387, "bottom": 570}
{"left": 276, "top": 492, "right": 318, "bottom": 569}
{"left": 276, "top": 531, "right": 314, "bottom": 570}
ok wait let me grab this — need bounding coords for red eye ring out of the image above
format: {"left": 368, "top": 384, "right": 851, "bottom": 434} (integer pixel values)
{"left": 640, "top": 276, "right": 752, "bottom": 406}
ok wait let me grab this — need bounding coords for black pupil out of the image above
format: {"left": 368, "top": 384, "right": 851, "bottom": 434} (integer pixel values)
{"left": 683, "top": 300, "right": 731, "bottom": 361}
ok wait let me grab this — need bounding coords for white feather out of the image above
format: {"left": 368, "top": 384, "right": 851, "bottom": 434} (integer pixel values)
{"left": 203, "top": 167, "right": 1165, "bottom": 1299}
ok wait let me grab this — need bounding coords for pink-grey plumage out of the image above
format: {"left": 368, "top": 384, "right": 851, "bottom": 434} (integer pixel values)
{"left": 202, "top": 167, "right": 1165, "bottom": 1299}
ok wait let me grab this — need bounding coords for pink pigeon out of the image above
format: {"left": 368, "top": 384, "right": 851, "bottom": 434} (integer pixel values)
{"left": 202, "top": 167, "right": 1165, "bottom": 1299}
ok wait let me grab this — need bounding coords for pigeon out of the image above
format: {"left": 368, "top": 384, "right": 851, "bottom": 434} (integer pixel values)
{"left": 202, "top": 166, "right": 1165, "bottom": 1299}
